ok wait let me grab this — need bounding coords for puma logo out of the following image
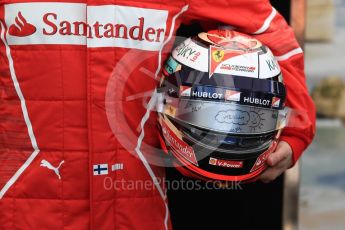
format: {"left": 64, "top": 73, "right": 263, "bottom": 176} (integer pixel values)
{"left": 40, "top": 160, "right": 64, "bottom": 180}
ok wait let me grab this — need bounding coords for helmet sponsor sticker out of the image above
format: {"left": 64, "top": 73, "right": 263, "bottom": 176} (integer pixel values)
{"left": 208, "top": 45, "right": 280, "bottom": 79}
{"left": 179, "top": 86, "right": 192, "bottom": 97}
{"left": 272, "top": 97, "right": 281, "bottom": 108}
{"left": 211, "top": 49, "right": 225, "bottom": 63}
{"left": 225, "top": 90, "right": 241, "bottom": 102}
{"left": 250, "top": 141, "right": 277, "bottom": 172}
{"left": 172, "top": 38, "right": 209, "bottom": 72}
{"left": 211, "top": 52, "right": 260, "bottom": 78}
{"left": 190, "top": 86, "right": 224, "bottom": 100}
{"left": 243, "top": 97, "right": 270, "bottom": 106}
{"left": 4, "top": 3, "right": 168, "bottom": 50}
{"left": 209, "top": 157, "right": 243, "bottom": 169}
{"left": 220, "top": 64, "right": 256, "bottom": 73}
{"left": 165, "top": 105, "right": 177, "bottom": 117}
{"left": 164, "top": 56, "right": 181, "bottom": 75}
{"left": 209, "top": 45, "right": 247, "bottom": 78}
{"left": 258, "top": 49, "right": 281, "bottom": 78}
{"left": 161, "top": 120, "right": 198, "bottom": 166}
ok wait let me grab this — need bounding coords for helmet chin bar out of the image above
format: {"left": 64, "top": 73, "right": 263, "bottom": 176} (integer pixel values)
{"left": 158, "top": 113, "right": 282, "bottom": 182}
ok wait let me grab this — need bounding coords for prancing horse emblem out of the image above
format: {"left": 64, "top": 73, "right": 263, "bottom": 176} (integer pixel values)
{"left": 40, "top": 160, "right": 65, "bottom": 180}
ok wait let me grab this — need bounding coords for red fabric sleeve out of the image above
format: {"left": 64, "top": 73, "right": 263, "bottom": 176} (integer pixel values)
{"left": 183, "top": 0, "right": 316, "bottom": 164}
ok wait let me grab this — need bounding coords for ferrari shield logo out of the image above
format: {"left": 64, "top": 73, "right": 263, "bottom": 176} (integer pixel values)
{"left": 212, "top": 49, "right": 225, "bottom": 63}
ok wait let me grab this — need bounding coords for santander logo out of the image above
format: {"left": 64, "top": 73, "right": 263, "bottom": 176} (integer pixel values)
{"left": 41, "top": 13, "right": 164, "bottom": 42}
{"left": 4, "top": 3, "right": 168, "bottom": 50}
{"left": 9, "top": 12, "right": 36, "bottom": 37}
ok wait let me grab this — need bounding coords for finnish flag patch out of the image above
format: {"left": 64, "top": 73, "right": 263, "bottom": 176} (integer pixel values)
{"left": 93, "top": 164, "right": 109, "bottom": 176}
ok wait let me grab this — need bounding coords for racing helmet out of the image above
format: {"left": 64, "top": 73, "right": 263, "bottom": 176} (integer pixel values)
{"left": 157, "top": 29, "right": 288, "bottom": 182}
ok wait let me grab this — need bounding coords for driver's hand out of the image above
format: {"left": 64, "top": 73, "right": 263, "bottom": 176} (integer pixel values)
{"left": 259, "top": 141, "right": 293, "bottom": 183}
